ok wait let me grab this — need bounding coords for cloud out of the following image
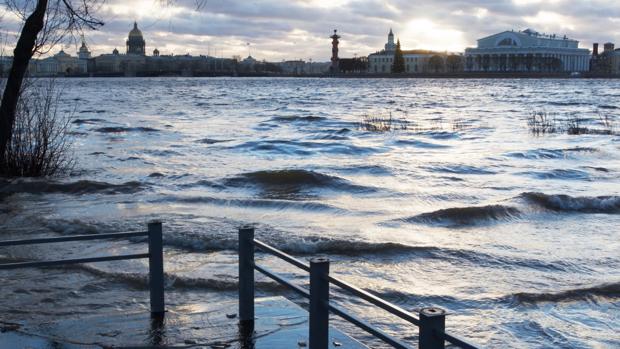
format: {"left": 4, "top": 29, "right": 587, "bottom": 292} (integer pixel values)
{"left": 0, "top": 0, "right": 618, "bottom": 61}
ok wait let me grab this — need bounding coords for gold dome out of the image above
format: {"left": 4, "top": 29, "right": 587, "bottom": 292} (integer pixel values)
{"left": 129, "top": 22, "right": 143, "bottom": 38}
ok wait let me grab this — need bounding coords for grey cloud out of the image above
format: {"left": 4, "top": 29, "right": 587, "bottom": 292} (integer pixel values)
{"left": 1, "top": 0, "right": 619, "bottom": 60}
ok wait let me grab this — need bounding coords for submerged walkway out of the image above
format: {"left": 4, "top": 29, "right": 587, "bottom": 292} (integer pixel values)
{"left": 0, "top": 296, "right": 366, "bottom": 348}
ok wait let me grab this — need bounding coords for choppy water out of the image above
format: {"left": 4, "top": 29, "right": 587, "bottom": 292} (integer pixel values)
{"left": 1, "top": 78, "right": 619, "bottom": 348}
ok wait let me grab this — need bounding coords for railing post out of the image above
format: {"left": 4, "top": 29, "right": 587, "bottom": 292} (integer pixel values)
{"left": 148, "top": 221, "right": 165, "bottom": 315}
{"left": 239, "top": 226, "right": 255, "bottom": 328}
{"left": 419, "top": 307, "right": 446, "bottom": 349}
{"left": 309, "top": 257, "right": 330, "bottom": 349}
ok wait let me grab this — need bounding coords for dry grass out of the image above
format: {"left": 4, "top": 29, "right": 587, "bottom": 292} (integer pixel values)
{"left": 528, "top": 110, "right": 616, "bottom": 136}
{"left": 359, "top": 111, "right": 472, "bottom": 133}
{"left": 359, "top": 111, "right": 409, "bottom": 132}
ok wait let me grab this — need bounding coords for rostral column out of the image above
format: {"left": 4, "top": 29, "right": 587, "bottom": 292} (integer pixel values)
{"left": 330, "top": 29, "right": 341, "bottom": 73}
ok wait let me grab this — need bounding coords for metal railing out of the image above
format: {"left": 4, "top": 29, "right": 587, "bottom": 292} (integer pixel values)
{"left": 0, "top": 221, "right": 165, "bottom": 315}
{"left": 238, "top": 227, "right": 481, "bottom": 349}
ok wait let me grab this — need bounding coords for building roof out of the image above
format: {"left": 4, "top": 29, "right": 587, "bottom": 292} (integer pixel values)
{"left": 55, "top": 50, "right": 70, "bottom": 57}
{"left": 369, "top": 49, "right": 438, "bottom": 56}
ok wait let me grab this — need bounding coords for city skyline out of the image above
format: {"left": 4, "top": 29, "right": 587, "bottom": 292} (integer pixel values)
{"left": 1, "top": 0, "right": 619, "bottom": 61}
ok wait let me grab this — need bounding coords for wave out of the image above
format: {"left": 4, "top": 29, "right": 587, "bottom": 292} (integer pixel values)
{"left": 505, "top": 147, "right": 599, "bottom": 160}
{"left": 72, "top": 118, "right": 106, "bottom": 125}
{"left": 161, "top": 233, "right": 573, "bottom": 272}
{"left": 0, "top": 179, "right": 144, "bottom": 196}
{"left": 223, "top": 169, "right": 377, "bottom": 194}
{"left": 178, "top": 179, "right": 226, "bottom": 190}
{"left": 419, "top": 131, "right": 460, "bottom": 139}
{"left": 523, "top": 169, "right": 591, "bottom": 181}
{"left": 271, "top": 115, "right": 326, "bottom": 122}
{"left": 195, "top": 138, "right": 230, "bottom": 144}
{"left": 94, "top": 126, "right": 160, "bottom": 133}
{"left": 356, "top": 282, "right": 620, "bottom": 309}
{"left": 424, "top": 164, "right": 496, "bottom": 175}
{"left": 63, "top": 264, "right": 285, "bottom": 292}
{"left": 510, "top": 282, "right": 620, "bottom": 303}
{"left": 520, "top": 192, "right": 620, "bottom": 213}
{"left": 164, "top": 234, "right": 431, "bottom": 256}
{"left": 232, "top": 139, "right": 383, "bottom": 156}
{"left": 155, "top": 195, "right": 351, "bottom": 213}
{"left": 401, "top": 205, "right": 521, "bottom": 226}
{"left": 393, "top": 139, "right": 450, "bottom": 149}
{"left": 328, "top": 164, "right": 392, "bottom": 176}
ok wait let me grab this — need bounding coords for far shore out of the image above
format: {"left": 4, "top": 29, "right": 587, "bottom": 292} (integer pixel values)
{"left": 6, "top": 72, "right": 620, "bottom": 79}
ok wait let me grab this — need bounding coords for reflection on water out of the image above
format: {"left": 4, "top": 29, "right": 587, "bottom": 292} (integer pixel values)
{"left": 0, "top": 77, "right": 619, "bottom": 348}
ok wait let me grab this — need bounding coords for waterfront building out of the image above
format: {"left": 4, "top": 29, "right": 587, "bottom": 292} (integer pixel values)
{"left": 240, "top": 55, "right": 258, "bottom": 68}
{"left": 590, "top": 42, "right": 620, "bottom": 75}
{"left": 465, "top": 29, "right": 590, "bottom": 73}
{"left": 612, "top": 52, "right": 620, "bottom": 75}
{"left": 367, "top": 29, "right": 455, "bottom": 73}
{"left": 126, "top": 22, "right": 146, "bottom": 55}
{"left": 35, "top": 49, "right": 80, "bottom": 75}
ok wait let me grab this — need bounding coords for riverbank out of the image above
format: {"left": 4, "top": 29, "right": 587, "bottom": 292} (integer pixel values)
{"left": 16, "top": 71, "right": 620, "bottom": 79}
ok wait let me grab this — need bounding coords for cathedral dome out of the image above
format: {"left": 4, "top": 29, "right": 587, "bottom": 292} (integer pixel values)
{"left": 126, "top": 22, "right": 146, "bottom": 55}
{"left": 129, "top": 22, "right": 143, "bottom": 38}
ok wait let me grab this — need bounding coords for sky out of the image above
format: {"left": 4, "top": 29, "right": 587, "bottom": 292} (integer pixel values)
{"left": 2, "top": 0, "right": 620, "bottom": 61}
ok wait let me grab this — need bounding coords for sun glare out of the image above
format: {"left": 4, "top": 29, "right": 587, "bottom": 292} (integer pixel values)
{"left": 401, "top": 18, "right": 467, "bottom": 52}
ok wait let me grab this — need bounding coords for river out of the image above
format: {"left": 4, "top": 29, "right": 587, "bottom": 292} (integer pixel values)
{"left": 0, "top": 77, "right": 619, "bottom": 348}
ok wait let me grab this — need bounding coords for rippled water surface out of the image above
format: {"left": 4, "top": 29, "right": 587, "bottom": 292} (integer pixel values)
{"left": 1, "top": 78, "right": 619, "bottom": 348}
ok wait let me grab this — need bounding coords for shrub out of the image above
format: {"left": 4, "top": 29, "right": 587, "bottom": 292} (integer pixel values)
{"left": 0, "top": 79, "right": 75, "bottom": 177}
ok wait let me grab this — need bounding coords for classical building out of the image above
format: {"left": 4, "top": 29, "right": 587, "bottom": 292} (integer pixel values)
{"left": 34, "top": 49, "right": 80, "bottom": 76}
{"left": 367, "top": 29, "right": 457, "bottom": 73}
{"left": 126, "top": 22, "right": 146, "bottom": 55}
{"left": 465, "top": 29, "right": 591, "bottom": 73}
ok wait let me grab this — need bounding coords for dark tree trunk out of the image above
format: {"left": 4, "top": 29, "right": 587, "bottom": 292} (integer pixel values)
{"left": 0, "top": 0, "right": 48, "bottom": 163}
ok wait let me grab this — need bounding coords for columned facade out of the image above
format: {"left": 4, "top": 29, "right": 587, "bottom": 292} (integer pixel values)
{"left": 465, "top": 29, "right": 590, "bottom": 73}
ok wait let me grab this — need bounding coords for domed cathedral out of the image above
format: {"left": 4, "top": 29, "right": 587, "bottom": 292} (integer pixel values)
{"left": 126, "top": 22, "right": 146, "bottom": 55}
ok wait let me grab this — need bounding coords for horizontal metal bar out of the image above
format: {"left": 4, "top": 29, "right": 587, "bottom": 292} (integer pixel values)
{"left": 328, "top": 275, "right": 420, "bottom": 326}
{"left": 329, "top": 303, "right": 412, "bottom": 349}
{"left": 0, "top": 231, "right": 149, "bottom": 247}
{"left": 0, "top": 253, "right": 150, "bottom": 269}
{"left": 254, "top": 264, "right": 310, "bottom": 299}
{"left": 440, "top": 331, "right": 481, "bottom": 349}
{"left": 253, "top": 239, "right": 310, "bottom": 272}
